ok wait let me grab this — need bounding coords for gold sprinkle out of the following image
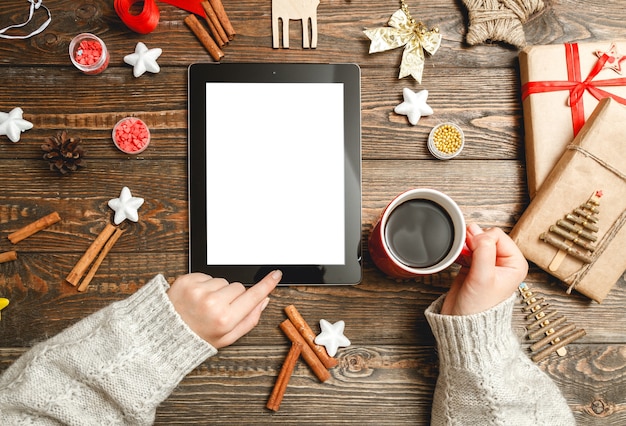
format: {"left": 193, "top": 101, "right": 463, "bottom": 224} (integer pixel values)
{"left": 432, "top": 124, "right": 462, "bottom": 154}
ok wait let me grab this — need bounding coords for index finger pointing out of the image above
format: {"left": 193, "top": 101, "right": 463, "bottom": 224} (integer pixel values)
{"left": 231, "top": 269, "right": 282, "bottom": 315}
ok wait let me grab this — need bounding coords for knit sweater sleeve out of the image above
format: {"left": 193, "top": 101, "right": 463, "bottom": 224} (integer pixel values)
{"left": 425, "top": 291, "right": 575, "bottom": 426}
{"left": 0, "top": 274, "right": 217, "bottom": 425}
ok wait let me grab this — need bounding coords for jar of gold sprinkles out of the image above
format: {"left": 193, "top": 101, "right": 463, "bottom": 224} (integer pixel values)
{"left": 428, "top": 123, "right": 464, "bottom": 160}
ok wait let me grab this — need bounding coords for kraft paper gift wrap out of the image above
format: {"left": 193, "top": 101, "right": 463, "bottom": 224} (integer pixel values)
{"left": 520, "top": 41, "right": 626, "bottom": 198}
{"left": 510, "top": 98, "right": 626, "bottom": 303}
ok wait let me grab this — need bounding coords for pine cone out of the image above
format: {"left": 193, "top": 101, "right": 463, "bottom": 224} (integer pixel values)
{"left": 42, "top": 131, "right": 85, "bottom": 174}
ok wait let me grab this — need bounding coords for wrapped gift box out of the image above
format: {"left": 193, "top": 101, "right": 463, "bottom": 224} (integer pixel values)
{"left": 520, "top": 41, "right": 626, "bottom": 198}
{"left": 510, "top": 98, "right": 626, "bottom": 303}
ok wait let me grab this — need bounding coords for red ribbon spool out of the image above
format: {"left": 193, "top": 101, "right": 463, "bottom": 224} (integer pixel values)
{"left": 115, "top": 0, "right": 207, "bottom": 34}
{"left": 114, "top": 0, "right": 160, "bottom": 34}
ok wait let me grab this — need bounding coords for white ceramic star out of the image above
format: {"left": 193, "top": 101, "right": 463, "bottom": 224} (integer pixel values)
{"left": 0, "top": 107, "right": 33, "bottom": 142}
{"left": 108, "top": 187, "right": 144, "bottom": 225}
{"left": 314, "top": 319, "right": 351, "bottom": 357}
{"left": 124, "top": 42, "right": 162, "bottom": 78}
{"left": 394, "top": 88, "right": 434, "bottom": 125}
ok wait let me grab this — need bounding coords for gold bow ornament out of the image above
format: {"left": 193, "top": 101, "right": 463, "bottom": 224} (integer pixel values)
{"left": 364, "top": 9, "right": 441, "bottom": 84}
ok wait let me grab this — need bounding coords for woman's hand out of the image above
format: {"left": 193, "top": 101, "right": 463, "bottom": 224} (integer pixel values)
{"left": 441, "top": 224, "right": 528, "bottom": 315}
{"left": 167, "top": 270, "right": 282, "bottom": 348}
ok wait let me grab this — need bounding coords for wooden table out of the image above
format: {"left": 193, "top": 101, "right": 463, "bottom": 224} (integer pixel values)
{"left": 1, "top": 0, "right": 625, "bottom": 424}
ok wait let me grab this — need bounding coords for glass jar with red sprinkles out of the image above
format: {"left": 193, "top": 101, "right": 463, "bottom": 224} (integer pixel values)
{"left": 112, "top": 117, "right": 151, "bottom": 154}
{"left": 69, "top": 33, "right": 110, "bottom": 75}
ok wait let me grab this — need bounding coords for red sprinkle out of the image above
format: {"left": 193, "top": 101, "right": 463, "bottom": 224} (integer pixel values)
{"left": 75, "top": 40, "right": 103, "bottom": 65}
{"left": 70, "top": 34, "right": 110, "bottom": 75}
{"left": 113, "top": 117, "right": 150, "bottom": 154}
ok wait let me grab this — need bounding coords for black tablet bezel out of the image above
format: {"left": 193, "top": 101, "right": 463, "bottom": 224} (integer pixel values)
{"left": 188, "top": 63, "right": 362, "bottom": 285}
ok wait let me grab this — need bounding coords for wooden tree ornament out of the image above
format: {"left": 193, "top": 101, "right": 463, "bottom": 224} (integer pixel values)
{"left": 539, "top": 190, "right": 602, "bottom": 272}
{"left": 272, "top": 0, "right": 320, "bottom": 48}
{"left": 519, "top": 283, "right": 586, "bottom": 362}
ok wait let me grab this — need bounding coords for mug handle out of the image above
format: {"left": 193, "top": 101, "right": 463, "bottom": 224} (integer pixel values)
{"left": 455, "top": 244, "right": 472, "bottom": 267}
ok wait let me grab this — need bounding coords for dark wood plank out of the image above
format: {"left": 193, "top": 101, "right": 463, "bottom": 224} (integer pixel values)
{"left": 1, "top": 343, "right": 624, "bottom": 424}
{"left": 3, "top": 0, "right": 626, "bottom": 67}
{"left": 0, "top": 65, "right": 522, "bottom": 161}
{"left": 1, "top": 0, "right": 626, "bottom": 424}
{"left": 156, "top": 344, "right": 626, "bottom": 425}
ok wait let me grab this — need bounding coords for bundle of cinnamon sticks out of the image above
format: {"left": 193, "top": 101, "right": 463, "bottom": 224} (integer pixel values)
{"left": 184, "top": 0, "right": 235, "bottom": 61}
{"left": 66, "top": 223, "right": 124, "bottom": 292}
{"left": 267, "top": 305, "right": 339, "bottom": 412}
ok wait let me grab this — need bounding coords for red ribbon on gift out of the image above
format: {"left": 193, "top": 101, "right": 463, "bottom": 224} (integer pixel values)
{"left": 522, "top": 43, "right": 626, "bottom": 136}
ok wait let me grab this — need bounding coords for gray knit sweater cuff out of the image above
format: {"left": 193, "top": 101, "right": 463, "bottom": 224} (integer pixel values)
{"left": 424, "top": 292, "right": 520, "bottom": 370}
{"left": 0, "top": 274, "right": 218, "bottom": 424}
{"left": 120, "top": 274, "right": 218, "bottom": 375}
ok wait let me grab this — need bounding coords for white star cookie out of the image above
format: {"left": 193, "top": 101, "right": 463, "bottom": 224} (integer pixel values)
{"left": 0, "top": 107, "right": 33, "bottom": 142}
{"left": 314, "top": 319, "right": 351, "bottom": 357}
{"left": 124, "top": 42, "right": 162, "bottom": 78}
{"left": 394, "top": 88, "right": 434, "bottom": 125}
{"left": 108, "top": 187, "right": 144, "bottom": 225}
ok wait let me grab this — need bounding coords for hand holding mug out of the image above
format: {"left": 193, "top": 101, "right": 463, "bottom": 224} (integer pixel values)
{"left": 440, "top": 224, "right": 528, "bottom": 315}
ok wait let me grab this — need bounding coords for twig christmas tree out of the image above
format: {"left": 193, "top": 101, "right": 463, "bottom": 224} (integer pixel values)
{"left": 539, "top": 190, "right": 602, "bottom": 271}
{"left": 518, "top": 283, "right": 585, "bottom": 362}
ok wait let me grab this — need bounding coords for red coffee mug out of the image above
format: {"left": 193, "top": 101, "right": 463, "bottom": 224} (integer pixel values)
{"left": 369, "top": 188, "right": 467, "bottom": 278}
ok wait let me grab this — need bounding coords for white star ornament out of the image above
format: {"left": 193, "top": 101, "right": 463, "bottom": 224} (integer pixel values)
{"left": 394, "top": 88, "right": 433, "bottom": 125}
{"left": 314, "top": 319, "right": 351, "bottom": 357}
{"left": 0, "top": 107, "right": 33, "bottom": 142}
{"left": 108, "top": 187, "right": 145, "bottom": 225}
{"left": 124, "top": 42, "right": 162, "bottom": 78}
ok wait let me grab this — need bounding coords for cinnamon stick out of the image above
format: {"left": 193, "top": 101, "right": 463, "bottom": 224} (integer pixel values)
{"left": 66, "top": 223, "right": 117, "bottom": 286}
{"left": 201, "top": 1, "right": 228, "bottom": 46}
{"left": 0, "top": 251, "right": 17, "bottom": 264}
{"left": 8, "top": 212, "right": 61, "bottom": 244}
{"left": 284, "top": 305, "right": 338, "bottom": 368}
{"left": 279, "top": 319, "right": 330, "bottom": 382}
{"left": 184, "top": 14, "right": 224, "bottom": 62}
{"left": 78, "top": 227, "right": 124, "bottom": 292}
{"left": 207, "top": 0, "right": 235, "bottom": 40}
{"left": 266, "top": 341, "right": 302, "bottom": 411}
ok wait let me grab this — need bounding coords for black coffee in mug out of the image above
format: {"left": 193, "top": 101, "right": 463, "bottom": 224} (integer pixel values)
{"left": 384, "top": 199, "right": 455, "bottom": 268}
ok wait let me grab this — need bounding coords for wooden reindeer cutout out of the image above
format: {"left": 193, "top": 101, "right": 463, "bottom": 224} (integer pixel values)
{"left": 272, "top": 0, "right": 320, "bottom": 48}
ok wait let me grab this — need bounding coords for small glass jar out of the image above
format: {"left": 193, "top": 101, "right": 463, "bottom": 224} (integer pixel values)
{"left": 428, "top": 122, "right": 465, "bottom": 160}
{"left": 112, "top": 117, "right": 151, "bottom": 154}
{"left": 69, "top": 33, "right": 110, "bottom": 75}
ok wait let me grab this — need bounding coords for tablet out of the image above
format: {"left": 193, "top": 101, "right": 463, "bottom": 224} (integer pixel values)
{"left": 188, "top": 63, "right": 362, "bottom": 285}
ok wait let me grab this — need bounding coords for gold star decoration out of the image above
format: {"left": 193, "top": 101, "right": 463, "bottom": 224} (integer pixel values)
{"left": 594, "top": 43, "right": 626, "bottom": 75}
{"left": 364, "top": 8, "right": 441, "bottom": 84}
{"left": 461, "top": 0, "right": 544, "bottom": 48}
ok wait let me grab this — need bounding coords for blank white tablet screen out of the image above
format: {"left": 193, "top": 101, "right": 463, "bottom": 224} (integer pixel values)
{"left": 205, "top": 83, "right": 345, "bottom": 265}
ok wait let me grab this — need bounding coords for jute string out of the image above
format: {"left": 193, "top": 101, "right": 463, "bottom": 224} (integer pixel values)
{"left": 462, "top": 0, "right": 544, "bottom": 48}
